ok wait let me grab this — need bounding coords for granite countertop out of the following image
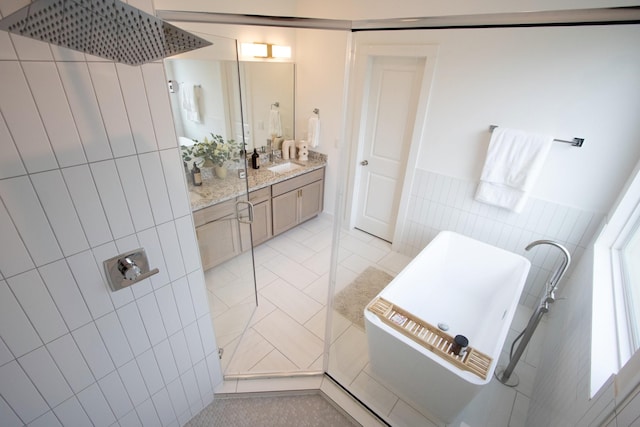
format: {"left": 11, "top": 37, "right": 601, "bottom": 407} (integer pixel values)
{"left": 188, "top": 155, "right": 327, "bottom": 212}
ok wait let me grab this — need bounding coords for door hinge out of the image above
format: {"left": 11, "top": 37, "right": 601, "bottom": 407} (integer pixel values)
{"left": 218, "top": 348, "right": 224, "bottom": 359}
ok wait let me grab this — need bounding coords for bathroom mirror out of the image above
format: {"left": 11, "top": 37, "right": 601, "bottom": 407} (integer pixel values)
{"left": 165, "top": 59, "right": 295, "bottom": 149}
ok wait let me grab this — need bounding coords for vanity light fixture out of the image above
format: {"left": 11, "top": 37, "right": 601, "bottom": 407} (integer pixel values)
{"left": 241, "top": 42, "right": 291, "bottom": 59}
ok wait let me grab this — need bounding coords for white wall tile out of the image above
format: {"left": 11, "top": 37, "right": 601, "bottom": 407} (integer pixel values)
{"left": 168, "top": 331, "right": 191, "bottom": 375}
{"left": 160, "top": 149, "right": 190, "bottom": 219}
{"left": 117, "top": 302, "right": 151, "bottom": 356}
{"left": 8, "top": 270, "right": 67, "bottom": 344}
{"left": 95, "top": 312, "right": 134, "bottom": 368}
{"left": 187, "top": 270, "right": 209, "bottom": 319}
{"left": 72, "top": 322, "right": 115, "bottom": 380}
{"left": 0, "top": 62, "right": 57, "bottom": 173}
{"left": 0, "top": 115, "right": 26, "bottom": 179}
{"left": 172, "top": 277, "right": 196, "bottom": 328}
{"left": 115, "top": 156, "right": 155, "bottom": 232}
{"left": 53, "top": 397, "right": 92, "bottom": 427}
{"left": 153, "top": 340, "right": 179, "bottom": 384}
{"left": 22, "top": 62, "right": 87, "bottom": 167}
{"left": 56, "top": 62, "right": 113, "bottom": 162}
{"left": 139, "top": 152, "right": 173, "bottom": 225}
{"left": 155, "top": 284, "right": 182, "bottom": 336}
{"left": 136, "top": 348, "right": 165, "bottom": 396}
{"left": 157, "top": 222, "right": 186, "bottom": 282}
{"left": 183, "top": 321, "right": 205, "bottom": 365}
{"left": 38, "top": 260, "right": 92, "bottom": 331}
{"left": 0, "top": 395, "right": 23, "bottom": 427}
{"left": 197, "top": 314, "right": 217, "bottom": 357}
{"left": 134, "top": 397, "right": 161, "bottom": 426}
{"left": 0, "top": 360, "right": 49, "bottom": 424}
{"left": 18, "top": 346, "right": 73, "bottom": 408}
{"left": 10, "top": 34, "right": 52, "bottom": 61}
{"left": 28, "top": 411, "right": 62, "bottom": 427}
{"left": 137, "top": 228, "right": 170, "bottom": 290}
{"left": 175, "top": 215, "right": 200, "bottom": 274}
{"left": 151, "top": 388, "right": 177, "bottom": 427}
{"left": 67, "top": 250, "right": 114, "bottom": 319}
{"left": 98, "top": 370, "right": 134, "bottom": 419}
{"left": 90, "top": 160, "right": 135, "bottom": 239}
{"left": 180, "top": 369, "right": 201, "bottom": 411}
{"left": 118, "top": 409, "right": 142, "bottom": 427}
{"left": 0, "top": 29, "right": 17, "bottom": 60}
{"left": 61, "top": 165, "right": 113, "bottom": 247}
{"left": 31, "top": 170, "right": 89, "bottom": 256}
{"left": 193, "top": 359, "right": 213, "bottom": 400}
{"left": 76, "top": 382, "right": 116, "bottom": 427}
{"left": 205, "top": 351, "right": 223, "bottom": 391}
{"left": 0, "top": 200, "right": 34, "bottom": 277}
{"left": 116, "top": 64, "right": 158, "bottom": 154}
{"left": 0, "top": 337, "right": 13, "bottom": 366}
{"left": 118, "top": 360, "right": 149, "bottom": 406}
{"left": 46, "top": 334, "right": 95, "bottom": 394}
{"left": 50, "top": 45, "right": 85, "bottom": 62}
{"left": 0, "top": 176, "right": 63, "bottom": 266}
{"left": 136, "top": 293, "right": 167, "bottom": 346}
{"left": 165, "top": 378, "right": 188, "bottom": 421}
{"left": 0, "top": 279, "right": 42, "bottom": 357}
{"left": 142, "top": 64, "right": 177, "bottom": 151}
{"left": 88, "top": 63, "right": 136, "bottom": 158}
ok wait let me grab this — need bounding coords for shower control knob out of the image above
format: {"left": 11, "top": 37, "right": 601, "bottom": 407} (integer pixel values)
{"left": 118, "top": 257, "right": 142, "bottom": 281}
{"left": 360, "top": 160, "right": 369, "bottom": 166}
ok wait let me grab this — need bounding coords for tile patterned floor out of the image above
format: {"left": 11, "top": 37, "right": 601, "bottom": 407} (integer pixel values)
{"left": 204, "top": 215, "right": 547, "bottom": 426}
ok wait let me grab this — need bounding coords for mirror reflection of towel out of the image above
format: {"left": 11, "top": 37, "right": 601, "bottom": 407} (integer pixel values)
{"left": 180, "top": 83, "right": 200, "bottom": 123}
{"left": 308, "top": 116, "right": 320, "bottom": 148}
{"left": 269, "top": 109, "right": 282, "bottom": 137}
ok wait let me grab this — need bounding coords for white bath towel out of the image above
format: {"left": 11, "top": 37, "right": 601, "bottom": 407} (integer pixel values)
{"left": 180, "top": 83, "right": 200, "bottom": 123}
{"left": 475, "top": 127, "right": 553, "bottom": 212}
{"left": 307, "top": 116, "right": 320, "bottom": 148}
{"left": 268, "top": 109, "right": 282, "bottom": 137}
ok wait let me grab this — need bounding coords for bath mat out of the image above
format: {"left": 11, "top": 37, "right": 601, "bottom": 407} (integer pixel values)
{"left": 333, "top": 266, "right": 393, "bottom": 329}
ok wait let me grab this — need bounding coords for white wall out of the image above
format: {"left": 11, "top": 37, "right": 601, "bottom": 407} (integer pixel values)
{"left": 0, "top": 1, "right": 222, "bottom": 425}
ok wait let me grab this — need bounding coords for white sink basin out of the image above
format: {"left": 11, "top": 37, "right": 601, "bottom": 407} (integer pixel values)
{"left": 268, "top": 162, "right": 303, "bottom": 174}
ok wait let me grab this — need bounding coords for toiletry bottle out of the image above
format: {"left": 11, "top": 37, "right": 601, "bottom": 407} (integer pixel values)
{"left": 192, "top": 162, "right": 202, "bottom": 186}
{"left": 251, "top": 148, "right": 260, "bottom": 169}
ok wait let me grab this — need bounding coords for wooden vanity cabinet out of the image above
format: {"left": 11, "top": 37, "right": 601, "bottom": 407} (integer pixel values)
{"left": 194, "top": 167, "right": 324, "bottom": 271}
{"left": 244, "top": 187, "right": 272, "bottom": 248}
{"left": 272, "top": 168, "right": 324, "bottom": 235}
{"left": 193, "top": 199, "right": 242, "bottom": 271}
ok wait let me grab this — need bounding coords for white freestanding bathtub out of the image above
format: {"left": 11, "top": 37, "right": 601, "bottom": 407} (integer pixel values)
{"left": 364, "top": 231, "right": 531, "bottom": 423}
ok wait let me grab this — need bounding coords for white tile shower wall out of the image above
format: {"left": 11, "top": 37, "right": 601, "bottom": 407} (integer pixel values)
{"left": 0, "top": 3, "right": 221, "bottom": 425}
{"left": 398, "top": 169, "right": 603, "bottom": 308}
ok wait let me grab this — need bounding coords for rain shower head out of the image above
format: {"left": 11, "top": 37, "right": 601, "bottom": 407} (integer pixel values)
{"left": 0, "top": 0, "right": 212, "bottom": 65}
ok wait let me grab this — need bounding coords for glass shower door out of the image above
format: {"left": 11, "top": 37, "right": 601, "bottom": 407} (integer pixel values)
{"left": 164, "top": 33, "right": 258, "bottom": 375}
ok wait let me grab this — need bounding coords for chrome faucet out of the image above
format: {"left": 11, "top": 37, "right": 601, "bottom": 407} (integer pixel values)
{"left": 525, "top": 240, "right": 571, "bottom": 302}
{"left": 496, "top": 239, "right": 571, "bottom": 387}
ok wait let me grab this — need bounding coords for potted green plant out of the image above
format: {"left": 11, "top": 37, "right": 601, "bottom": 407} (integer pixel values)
{"left": 181, "top": 133, "right": 241, "bottom": 179}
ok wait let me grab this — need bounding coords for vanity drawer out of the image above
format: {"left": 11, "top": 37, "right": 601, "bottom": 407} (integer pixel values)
{"left": 193, "top": 198, "right": 236, "bottom": 227}
{"left": 249, "top": 187, "right": 271, "bottom": 204}
{"left": 272, "top": 168, "right": 324, "bottom": 197}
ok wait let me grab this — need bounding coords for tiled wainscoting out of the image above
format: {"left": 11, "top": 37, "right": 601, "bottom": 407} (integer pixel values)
{"left": 396, "top": 169, "right": 604, "bottom": 308}
{"left": 0, "top": 5, "right": 221, "bottom": 424}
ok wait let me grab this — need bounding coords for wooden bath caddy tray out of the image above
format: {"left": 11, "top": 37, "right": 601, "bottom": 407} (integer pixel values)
{"left": 367, "top": 297, "right": 492, "bottom": 380}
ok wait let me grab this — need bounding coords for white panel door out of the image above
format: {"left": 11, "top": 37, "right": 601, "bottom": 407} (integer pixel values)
{"left": 355, "top": 56, "right": 425, "bottom": 241}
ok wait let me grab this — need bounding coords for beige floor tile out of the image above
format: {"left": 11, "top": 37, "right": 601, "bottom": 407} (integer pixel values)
{"left": 350, "top": 370, "right": 399, "bottom": 417}
{"left": 266, "top": 234, "right": 316, "bottom": 263}
{"left": 328, "top": 325, "right": 369, "bottom": 385}
{"left": 250, "top": 349, "right": 298, "bottom": 373}
{"left": 261, "top": 278, "right": 323, "bottom": 324}
{"left": 253, "top": 309, "right": 324, "bottom": 369}
{"left": 302, "top": 273, "right": 330, "bottom": 304}
{"left": 388, "top": 400, "right": 441, "bottom": 427}
{"left": 264, "top": 254, "right": 319, "bottom": 289}
{"left": 225, "top": 328, "right": 274, "bottom": 374}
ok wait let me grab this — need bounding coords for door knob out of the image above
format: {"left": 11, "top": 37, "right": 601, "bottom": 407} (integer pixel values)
{"left": 360, "top": 160, "right": 369, "bottom": 166}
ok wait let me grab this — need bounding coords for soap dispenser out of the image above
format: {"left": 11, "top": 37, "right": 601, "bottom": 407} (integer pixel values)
{"left": 191, "top": 162, "right": 202, "bottom": 186}
{"left": 251, "top": 148, "right": 260, "bottom": 169}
